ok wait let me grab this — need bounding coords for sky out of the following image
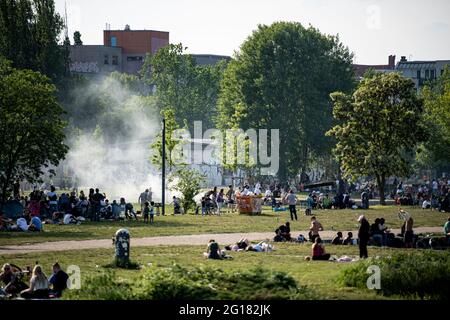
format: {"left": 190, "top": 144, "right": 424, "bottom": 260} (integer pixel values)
{"left": 55, "top": 0, "right": 450, "bottom": 65}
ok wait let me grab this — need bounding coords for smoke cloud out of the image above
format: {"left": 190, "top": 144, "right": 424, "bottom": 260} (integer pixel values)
{"left": 64, "top": 76, "right": 166, "bottom": 203}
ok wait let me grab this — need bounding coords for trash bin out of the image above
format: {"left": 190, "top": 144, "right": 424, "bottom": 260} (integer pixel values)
{"left": 114, "top": 229, "right": 130, "bottom": 265}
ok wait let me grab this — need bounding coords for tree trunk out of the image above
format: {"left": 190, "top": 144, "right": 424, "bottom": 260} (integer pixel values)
{"left": 377, "top": 174, "right": 386, "bottom": 205}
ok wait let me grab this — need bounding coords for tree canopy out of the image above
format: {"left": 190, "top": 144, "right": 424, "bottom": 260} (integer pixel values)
{"left": 327, "top": 72, "right": 427, "bottom": 204}
{"left": 0, "top": 59, "right": 68, "bottom": 201}
{"left": 142, "top": 43, "right": 225, "bottom": 131}
{"left": 0, "top": 0, "right": 66, "bottom": 81}
{"left": 416, "top": 67, "right": 450, "bottom": 173}
{"left": 216, "top": 21, "right": 355, "bottom": 181}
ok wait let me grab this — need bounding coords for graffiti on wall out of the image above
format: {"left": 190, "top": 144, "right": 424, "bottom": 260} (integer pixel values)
{"left": 70, "top": 61, "right": 100, "bottom": 73}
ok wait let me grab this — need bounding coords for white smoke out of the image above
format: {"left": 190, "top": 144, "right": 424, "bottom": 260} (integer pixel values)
{"left": 65, "top": 77, "right": 167, "bottom": 203}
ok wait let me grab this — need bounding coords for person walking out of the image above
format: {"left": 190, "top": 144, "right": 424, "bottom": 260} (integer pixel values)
{"left": 285, "top": 189, "right": 298, "bottom": 221}
{"left": 404, "top": 214, "right": 414, "bottom": 248}
{"left": 358, "top": 215, "right": 370, "bottom": 259}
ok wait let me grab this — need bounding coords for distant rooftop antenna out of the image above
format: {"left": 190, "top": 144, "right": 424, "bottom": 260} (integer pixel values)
{"left": 105, "top": 23, "right": 111, "bottom": 30}
{"left": 64, "top": 2, "right": 69, "bottom": 39}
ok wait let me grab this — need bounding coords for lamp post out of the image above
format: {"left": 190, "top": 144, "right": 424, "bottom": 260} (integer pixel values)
{"left": 162, "top": 117, "right": 166, "bottom": 216}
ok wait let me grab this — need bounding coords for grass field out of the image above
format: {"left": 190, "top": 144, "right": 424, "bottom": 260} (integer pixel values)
{"left": 0, "top": 205, "right": 447, "bottom": 246}
{"left": 0, "top": 242, "right": 412, "bottom": 300}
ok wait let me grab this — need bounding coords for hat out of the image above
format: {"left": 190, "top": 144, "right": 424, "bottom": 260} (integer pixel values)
{"left": 357, "top": 215, "right": 365, "bottom": 222}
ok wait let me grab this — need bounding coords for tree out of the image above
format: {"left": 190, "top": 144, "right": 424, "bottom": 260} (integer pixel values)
{"left": 327, "top": 72, "right": 427, "bottom": 204}
{"left": 0, "top": 60, "right": 68, "bottom": 202}
{"left": 169, "top": 168, "right": 205, "bottom": 214}
{"left": 73, "top": 31, "right": 82, "bottom": 45}
{"left": 142, "top": 43, "right": 225, "bottom": 130}
{"left": 416, "top": 67, "right": 450, "bottom": 174}
{"left": 216, "top": 22, "right": 355, "bottom": 181}
{"left": 150, "top": 109, "right": 186, "bottom": 172}
{"left": 0, "top": 0, "right": 67, "bottom": 81}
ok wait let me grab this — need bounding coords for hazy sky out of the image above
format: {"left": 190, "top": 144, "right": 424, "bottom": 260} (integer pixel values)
{"left": 56, "top": 0, "right": 450, "bottom": 64}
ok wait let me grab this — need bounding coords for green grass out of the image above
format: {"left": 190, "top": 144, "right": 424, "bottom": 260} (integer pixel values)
{"left": 0, "top": 205, "right": 447, "bottom": 246}
{"left": 0, "top": 242, "right": 413, "bottom": 300}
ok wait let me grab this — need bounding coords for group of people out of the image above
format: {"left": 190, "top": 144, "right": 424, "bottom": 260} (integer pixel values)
{"left": 394, "top": 180, "right": 450, "bottom": 212}
{"left": 0, "top": 186, "right": 161, "bottom": 231}
{"left": 0, "top": 262, "right": 69, "bottom": 299}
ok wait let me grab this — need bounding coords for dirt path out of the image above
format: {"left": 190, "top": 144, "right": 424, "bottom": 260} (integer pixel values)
{"left": 0, "top": 227, "right": 443, "bottom": 255}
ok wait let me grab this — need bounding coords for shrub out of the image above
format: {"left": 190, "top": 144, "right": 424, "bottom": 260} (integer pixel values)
{"left": 136, "top": 264, "right": 315, "bottom": 300}
{"left": 338, "top": 251, "right": 450, "bottom": 300}
{"left": 65, "top": 264, "right": 317, "bottom": 300}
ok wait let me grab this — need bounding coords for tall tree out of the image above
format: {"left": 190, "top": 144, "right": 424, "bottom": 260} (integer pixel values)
{"left": 327, "top": 73, "right": 427, "bottom": 204}
{"left": 416, "top": 67, "right": 450, "bottom": 174}
{"left": 142, "top": 43, "right": 225, "bottom": 130}
{"left": 0, "top": 59, "right": 68, "bottom": 202}
{"left": 73, "top": 30, "right": 82, "bottom": 45}
{"left": 216, "top": 22, "right": 355, "bottom": 181}
{"left": 0, "top": 0, "right": 66, "bottom": 81}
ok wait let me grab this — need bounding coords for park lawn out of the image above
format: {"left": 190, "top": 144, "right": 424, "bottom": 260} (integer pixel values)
{"left": 0, "top": 205, "right": 446, "bottom": 247}
{"left": 0, "top": 242, "right": 409, "bottom": 300}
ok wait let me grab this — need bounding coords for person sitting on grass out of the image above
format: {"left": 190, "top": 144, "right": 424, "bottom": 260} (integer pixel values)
{"left": 48, "top": 262, "right": 69, "bottom": 298}
{"left": 28, "top": 215, "right": 42, "bottom": 232}
{"left": 311, "top": 237, "right": 331, "bottom": 261}
{"left": 331, "top": 232, "right": 343, "bottom": 245}
{"left": 0, "top": 263, "right": 28, "bottom": 296}
{"left": 279, "top": 222, "right": 291, "bottom": 241}
{"left": 0, "top": 212, "right": 13, "bottom": 231}
{"left": 63, "top": 212, "right": 79, "bottom": 225}
{"left": 20, "top": 265, "right": 49, "bottom": 299}
{"left": 204, "top": 239, "right": 223, "bottom": 260}
{"left": 273, "top": 228, "right": 286, "bottom": 242}
{"left": 342, "top": 232, "right": 354, "bottom": 245}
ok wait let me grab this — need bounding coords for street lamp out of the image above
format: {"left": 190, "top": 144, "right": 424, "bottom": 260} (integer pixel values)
{"left": 162, "top": 117, "right": 166, "bottom": 216}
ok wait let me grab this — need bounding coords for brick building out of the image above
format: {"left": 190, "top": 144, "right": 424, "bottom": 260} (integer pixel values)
{"left": 104, "top": 27, "right": 169, "bottom": 74}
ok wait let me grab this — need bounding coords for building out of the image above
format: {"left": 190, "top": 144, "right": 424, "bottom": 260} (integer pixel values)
{"left": 192, "top": 54, "right": 231, "bottom": 66}
{"left": 353, "top": 55, "right": 397, "bottom": 78}
{"left": 104, "top": 26, "right": 169, "bottom": 74}
{"left": 69, "top": 45, "right": 122, "bottom": 77}
{"left": 395, "top": 56, "right": 450, "bottom": 90}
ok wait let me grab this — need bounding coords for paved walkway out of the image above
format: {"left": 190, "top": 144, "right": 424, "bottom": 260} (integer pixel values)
{"left": 0, "top": 227, "right": 443, "bottom": 255}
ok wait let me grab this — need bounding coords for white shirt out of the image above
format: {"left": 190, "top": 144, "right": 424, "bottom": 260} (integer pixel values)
{"left": 17, "top": 218, "right": 28, "bottom": 231}
{"left": 254, "top": 188, "right": 261, "bottom": 196}
{"left": 422, "top": 200, "right": 431, "bottom": 209}
{"left": 63, "top": 214, "right": 74, "bottom": 225}
{"left": 47, "top": 191, "right": 57, "bottom": 205}
{"left": 265, "top": 190, "right": 272, "bottom": 197}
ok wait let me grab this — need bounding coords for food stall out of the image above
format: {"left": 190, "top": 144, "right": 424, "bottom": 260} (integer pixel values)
{"left": 236, "top": 195, "right": 263, "bottom": 215}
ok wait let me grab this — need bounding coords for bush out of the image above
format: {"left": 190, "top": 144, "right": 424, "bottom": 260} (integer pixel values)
{"left": 65, "top": 264, "right": 317, "bottom": 300}
{"left": 136, "top": 264, "right": 315, "bottom": 300}
{"left": 338, "top": 251, "right": 450, "bottom": 300}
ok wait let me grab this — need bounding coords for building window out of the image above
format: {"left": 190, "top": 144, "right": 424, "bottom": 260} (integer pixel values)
{"left": 104, "top": 55, "right": 109, "bottom": 65}
{"left": 430, "top": 69, "right": 435, "bottom": 79}
{"left": 111, "top": 36, "right": 117, "bottom": 47}
{"left": 425, "top": 69, "right": 430, "bottom": 78}
{"left": 112, "top": 55, "right": 119, "bottom": 65}
{"left": 126, "top": 56, "right": 144, "bottom": 62}
{"left": 416, "top": 70, "right": 421, "bottom": 79}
